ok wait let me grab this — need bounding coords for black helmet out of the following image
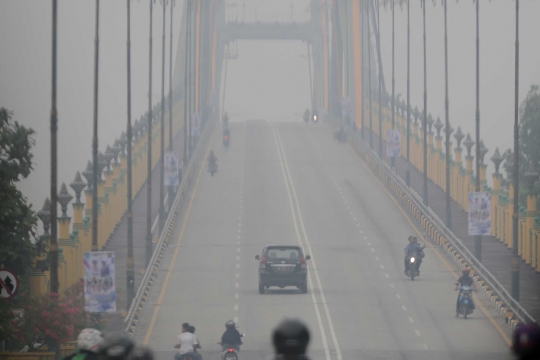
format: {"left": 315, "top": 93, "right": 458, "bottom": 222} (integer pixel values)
{"left": 272, "top": 319, "right": 310, "bottom": 355}
{"left": 513, "top": 323, "right": 540, "bottom": 360}
{"left": 98, "top": 335, "right": 135, "bottom": 360}
{"left": 225, "top": 320, "right": 235, "bottom": 329}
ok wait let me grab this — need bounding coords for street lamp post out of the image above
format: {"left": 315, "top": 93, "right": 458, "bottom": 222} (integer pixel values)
{"left": 391, "top": 0, "right": 395, "bottom": 168}
{"left": 406, "top": 0, "right": 411, "bottom": 186}
{"left": 159, "top": 0, "right": 167, "bottom": 233}
{"left": 169, "top": 0, "right": 175, "bottom": 212}
{"left": 184, "top": 0, "right": 191, "bottom": 164}
{"left": 92, "top": 0, "right": 100, "bottom": 252}
{"left": 444, "top": 0, "right": 452, "bottom": 229}
{"left": 511, "top": 0, "right": 520, "bottom": 300}
{"left": 146, "top": 0, "right": 153, "bottom": 267}
{"left": 422, "top": 0, "right": 428, "bottom": 205}
{"left": 474, "top": 0, "right": 481, "bottom": 261}
{"left": 367, "top": 0, "right": 373, "bottom": 150}
{"left": 126, "top": 0, "right": 135, "bottom": 308}
{"left": 49, "top": 0, "right": 59, "bottom": 296}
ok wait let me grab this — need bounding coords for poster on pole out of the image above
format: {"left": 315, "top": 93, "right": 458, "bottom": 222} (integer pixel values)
{"left": 468, "top": 192, "right": 491, "bottom": 235}
{"left": 386, "top": 129, "right": 402, "bottom": 158}
{"left": 83, "top": 251, "right": 116, "bottom": 313}
{"left": 191, "top": 113, "right": 200, "bottom": 135}
{"left": 164, "top": 151, "right": 180, "bottom": 186}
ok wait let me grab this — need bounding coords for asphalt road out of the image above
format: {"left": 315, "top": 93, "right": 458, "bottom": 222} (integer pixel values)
{"left": 134, "top": 119, "right": 514, "bottom": 360}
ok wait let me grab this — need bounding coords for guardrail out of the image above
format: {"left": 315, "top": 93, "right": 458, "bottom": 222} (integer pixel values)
{"left": 326, "top": 114, "right": 536, "bottom": 326}
{"left": 123, "top": 117, "right": 216, "bottom": 336}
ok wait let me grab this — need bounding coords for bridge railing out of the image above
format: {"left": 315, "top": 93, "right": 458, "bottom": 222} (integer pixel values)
{"left": 326, "top": 113, "right": 536, "bottom": 326}
{"left": 123, "top": 112, "right": 216, "bottom": 337}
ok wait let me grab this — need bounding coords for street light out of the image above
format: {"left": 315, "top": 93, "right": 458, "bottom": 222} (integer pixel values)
{"left": 367, "top": 0, "right": 373, "bottom": 150}
{"left": 91, "top": 0, "right": 100, "bottom": 253}
{"left": 377, "top": 0, "right": 383, "bottom": 159}
{"left": 49, "top": 0, "right": 59, "bottom": 296}
{"left": 391, "top": 0, "right": 395, "bottom": 168}
{"left": 443, "top": 0, "right": 452, "bottom": 229}
{"left": 422, "top": 0, "right": 428, "bottom": 205}
{"left": 146, "top": 0, "right": 154, "bottom": 267}
{"left": 168, "top": 0, "right": 175, "bottom": 213}
{"left": 474, "top": 0, "right": 482, "bottom": 261}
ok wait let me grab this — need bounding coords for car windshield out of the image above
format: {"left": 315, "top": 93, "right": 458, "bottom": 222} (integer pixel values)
{"left": 265, "top": 247, "right": 302, "bottom": 260}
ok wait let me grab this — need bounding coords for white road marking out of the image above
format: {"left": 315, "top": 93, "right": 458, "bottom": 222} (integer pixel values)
{"left": 235, "top": 283, "right": 239, "bottom": 288}
{"left": 234, "top": 316, "right": 239, "bottom": 323}
{"left": 371, "top": 248, "right": 375, "bottom": 252}
{"left": 408, "top": 317, "right": 414, "bottom": 323}
{"left": 385, "top": 274, "right": 390, "bottom": 278}
{"left": 364, "top": 236, "right": 367, "bottom": 240}
{"left": 360, "top": 230, "right": 363, "bottom": 234}
{"left": 272, "top": 123, "right": 340, "bottom": 360}
{"left": 415, "top": 330, "right": 421, "bottom": 337}
{"left": 237, "top": 229, "right": 241, "bottom": 233}
{"left": 234, "top": 304, "right": 238, "bottom": 311}
{"left": 353, "top": 217, "right": 357, "bottom": 221}
{"left": 375, "top": 256, "right": 379, "bottom": 261}
{"left": 390, "top": 283, "right": 394, "bottom": 288}
{"left": 237, "top": 241, "right": 240, "bottom": 245}
{"left": 396, "top": 294, "right": 401, "bottom": 299}
{"left": 380, "top": 265, "right": 384, "bottom": 269}
{"left": 236, "top": 264, "right": 240, "bottom": 268}
{"left": 237, "top": 248, "right": 240, "bottom": 252}
{"left": 235, "top": 293, "right": 239, "bottom": 299}
{"left": 423, "top": 344, "right": 428, "bottom": 350}
{"left": 236, "top": 273, "right": 239, "bottom": 278}
{"left": 356, "top": 224, "right": 360, "bottom": 227}
{"left": 238, "top": 223, "right": 241, "bottom": 227}
{"left": 236, "top": 256, "right": 240, "bottom": 260}
{"left": 237, "top": 235, "right": 241, "bottom": 239}
{"left": 402, "top": 305, "right": 407, "bottom": 311}
{"left": 367, "top": 242, "right": 371, "bottom": 246}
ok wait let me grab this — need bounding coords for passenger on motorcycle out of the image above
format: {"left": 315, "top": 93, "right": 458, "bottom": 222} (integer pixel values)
{"left": 63, "top": 328, "right": 104, "bottom": 360}
{"left": 174, "top": 323, "right": 201, "bottom": 360}
{"left": 404, "top": 236, "right": 424, "bottom": 275}
{"left": 208, "top": 151, "right": 218, "bottom": 170}
{"left": 220, "top": 321, "right": 242, "bottom": 352}
{"left": 272, "top": 319, "right": 311, "bottom": 360}
{"left": 454, "top": 268, "right": 477, "bottom": 317}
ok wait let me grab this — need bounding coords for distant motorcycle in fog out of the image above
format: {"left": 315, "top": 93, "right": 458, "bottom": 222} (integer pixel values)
{"left": 208, "top": 162, "right": 218, "bottom": 176}
{"left": 406, "top": 254, "right": 419, "bottom": 281}
{"left": 223, "top": 128, "right": 230, "bottom": 148}
{"left": 312, "top": 110, "right": 319, "bottom": 123}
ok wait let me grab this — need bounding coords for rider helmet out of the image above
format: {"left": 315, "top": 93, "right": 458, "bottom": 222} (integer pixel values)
{"left": 462, "top": 267, "right": 471, "bottom": 275}
{"left": 76, "top": 328, "right": 103, "bottom": 353}
{"left": 225, "top": 320, "right": 235, "bottom": 329}
{"left": 98, "top": 335, "right": 135, "bottom": 360}
{"left": 408, "top": 236, "right": 415, "bottom": 243}
{"left": 512, "top": 323, "right": 540, "bottom": 360}
{"left": 272, "top": 319, "right": 310, "bottom": 355}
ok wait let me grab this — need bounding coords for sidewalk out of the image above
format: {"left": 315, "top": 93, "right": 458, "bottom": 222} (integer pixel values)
{"left": 363, "top": 127, "right": 540, "bottom": 322}
{"left": 102, "top": 127, "right": 186, "bottom": 333}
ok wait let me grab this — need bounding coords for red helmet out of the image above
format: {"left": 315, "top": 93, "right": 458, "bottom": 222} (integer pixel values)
{"left": 462, "top": 267, "right": 471, "bottom": 275}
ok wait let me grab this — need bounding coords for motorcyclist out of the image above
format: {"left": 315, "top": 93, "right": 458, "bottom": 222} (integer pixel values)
{"left": 219, "top": 320, "right": 242, "bottom": 352}
{"left": 98, "top": 335, "right": 136, "bottom": 360}
{"left": 303, "top": 109, "right": 310, "bottom": 123}
{"left": 174, "top": 323, "right": 201, "bottom": 360}
{"left": 338, "top": 125, "right": 346, "bottom": 143}
{"left": 222, "top": 113, "right": 229, "bottom": 128}
{"left": 208, "top": 150, "right": 218, "bottom": 172}
{"left": 454, "top": 267, "right": 477, "bottom": 317}
{"left": 223, "top": 127, "right": 230, "bottom": 141}
{"left": 62, "top": 328, "right": 104, "bottom": 360}
{"left": 272, "top": 319, "right": 310, "bottom": 360}
{"left": 404, "top": 236, "right": 424, "bottom": 275}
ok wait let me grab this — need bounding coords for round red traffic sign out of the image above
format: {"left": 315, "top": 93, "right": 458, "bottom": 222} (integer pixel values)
{"left": 0, "top": 269, "right": 19, "bottom": 299}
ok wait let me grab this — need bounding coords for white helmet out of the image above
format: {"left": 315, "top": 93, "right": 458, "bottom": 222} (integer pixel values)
{"left": 77, "top": 328, "right": 103, "bottom": 352}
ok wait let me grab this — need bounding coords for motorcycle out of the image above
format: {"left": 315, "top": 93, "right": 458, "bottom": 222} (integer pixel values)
{"left": 208, "top": 162, "right": 218, "bottom": 176}
{"left": 312, "top": 112, "right": 319, "bottom": 123}
{"left": 219, "top": 334, "right": 244, "bottom": 360}
{"left": 223, "top": 134, "right": 230, "bottom": 148}
{"left": 406, "top": 255, "right": 419, "bottom": 281}
{"left": 303, "top": 113, "right": 309, "bottom": 123}
{"left": 457, "top": 285, "right": 474, "bottom": 319}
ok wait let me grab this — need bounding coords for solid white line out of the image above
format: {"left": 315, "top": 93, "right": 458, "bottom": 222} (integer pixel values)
{"left": 271, "top": 124, "right": 332, "bottom": 360}
{"left": 272, "top": 123, "right": 342, "bottom": 360}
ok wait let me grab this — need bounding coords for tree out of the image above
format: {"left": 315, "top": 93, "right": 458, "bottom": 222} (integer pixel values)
{"left": 0, "top": 107, "right": 45, "bottom": 278}
{"left": 503, "top": 85, "right": 540, "bottom": 208}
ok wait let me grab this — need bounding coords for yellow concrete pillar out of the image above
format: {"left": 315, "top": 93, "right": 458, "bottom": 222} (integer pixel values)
{"left": 434, "top": 136, "right": 442, "bottom": 188}
{"left": 497, "top": 194, "right": 508, "bottom": 243}
{"left": 464, "top": 156, "right": 473, "bottom": 211}
{"left": 518, "top": 206, "right": 526, "bottom": 257}
{"left": 29, "top": 269, "right": 48, "bottom": 296}
{"left": 491, "top": 173, "right": 502, "bottom": 237}
{"left": 506, "top": 184, "right": 515, "bottom": 248}
{"left": 532, "top": 217, "right": 540, "bottom": 271}
{"left": 525, "top": 192, "right": 537, "bottom": 264}
{"left": 480, "top": 164, "right": 488, "bottom": 188}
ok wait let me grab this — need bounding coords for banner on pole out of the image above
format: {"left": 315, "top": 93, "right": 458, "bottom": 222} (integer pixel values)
{"left": 165, "top": 151, "right": 180, "bottom": 186}
{"left": 83, "top": 251, "right": 116, "bottom": 313}
{"left": 386, "top": 129, "right": 401, "bottom": 158}
{"left": 468, "top": 192, "right": 491, "bottom": 235}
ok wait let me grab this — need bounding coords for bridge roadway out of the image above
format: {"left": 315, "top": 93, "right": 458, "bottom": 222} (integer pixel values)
{"left": 133, "top": 119, "right": 513, "bottom": 360}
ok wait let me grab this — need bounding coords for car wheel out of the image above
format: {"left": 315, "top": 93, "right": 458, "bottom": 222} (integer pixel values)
{"left": 300, "top": 283, "right": 308, "bottom": 294}
{"left": 259, "top": 283, "right": 265, "bottom": 294}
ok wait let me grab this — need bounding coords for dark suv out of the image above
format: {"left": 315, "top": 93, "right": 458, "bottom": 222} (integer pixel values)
{"left": 255, "top": 245, "right": 311, "bottom": 294}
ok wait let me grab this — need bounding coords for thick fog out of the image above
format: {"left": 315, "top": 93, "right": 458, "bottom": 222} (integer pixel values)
{"left": 1, "top": 0, "right": 539, "bottom": 211}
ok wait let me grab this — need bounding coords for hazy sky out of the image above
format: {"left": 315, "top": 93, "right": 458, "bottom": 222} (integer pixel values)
{"left": 1, "top": 0, "right": 539, "bottom": 213}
